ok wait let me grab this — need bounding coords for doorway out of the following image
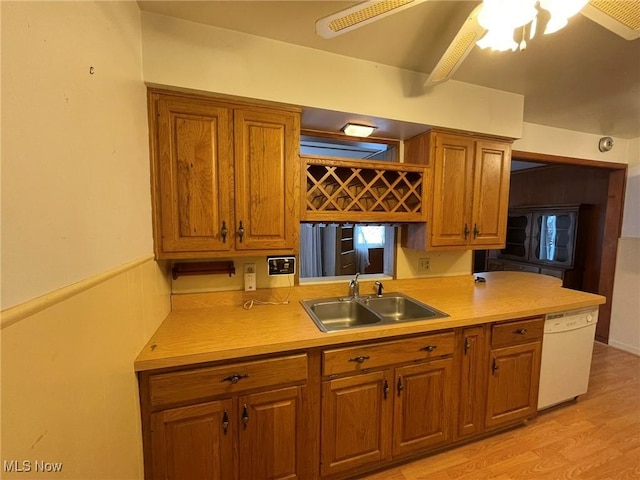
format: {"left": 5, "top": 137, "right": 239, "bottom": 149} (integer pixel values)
{"left": 501, "top": 151, "right": 627, "bottom": 343}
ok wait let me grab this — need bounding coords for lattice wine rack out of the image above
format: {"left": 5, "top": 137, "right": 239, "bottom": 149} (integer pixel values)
{"left": 302, "top": 156, "right": 428, "bottom": 222}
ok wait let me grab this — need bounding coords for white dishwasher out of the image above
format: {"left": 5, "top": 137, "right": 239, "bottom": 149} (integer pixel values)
{"left": 538, "top": 307, "right": 599, "bottom": 410}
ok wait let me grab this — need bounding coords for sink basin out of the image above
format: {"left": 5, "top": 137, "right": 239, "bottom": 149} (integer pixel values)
{"left": 361, "top": 293, "right": 447, "bottom": 323}
{"left": 301, "top": 293, "right": 448, "bottom": 332}
{"left": 301, "top": 298, "right": 381, "bottom": 332}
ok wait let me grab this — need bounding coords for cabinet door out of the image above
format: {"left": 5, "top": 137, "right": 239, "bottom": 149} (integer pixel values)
{"left": 430, "top": 134, "right": 474, "bottom": 247}
{"left": 486, "top": 342, "right": 542, "bottom": 429}
{"left": 393, "top": 359, "right": 453, "bottom": 458}
{"left": 470, "top": 140, "right": 511, "bottom": 247}
{"left": 150, "top": 400, "right": 233, "bottom": 480}
{"left": 238, "top": 386, "right": 304, "bottom": 480}
{"left": 321, "top": 370, "right": 393, "bottom": 477}
{"left": 456, "top": 326, "right": 487, "bottom": 439}
{"left": 234, "top": 108, "right": 300, "bottom": 251}
{"left": 155, "top": 95, "right": 233, "bottom": 256}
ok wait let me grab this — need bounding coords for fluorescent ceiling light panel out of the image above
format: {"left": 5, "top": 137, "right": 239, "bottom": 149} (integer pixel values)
{"left": 341, "top": 123, "right": 377, "bottom": 137}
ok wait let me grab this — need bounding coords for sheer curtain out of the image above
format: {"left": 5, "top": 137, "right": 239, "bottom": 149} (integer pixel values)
{"left": 300, "top": 224, "right": 323, "bottom": 277}
{"left": 354, "top": 226, "right": 385, "bottom": 273}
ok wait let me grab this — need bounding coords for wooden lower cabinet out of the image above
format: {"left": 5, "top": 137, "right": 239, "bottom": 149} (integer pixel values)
{"left": 239, "top": 387, "right": 305, "bottom": 480}
{"left": 150, "top": 387, "right": 305, "bottom": 480}
{"left": 456, "top": 326, "right": 488, "bottom": 440}
{"left": 320, "top": 356, "right": 454, "bottom": 477}
{"left": 486, "top": 342, "right": 542, "bottom": 429}
{"left": 141, "top": 320, "right": 546, "bottom": 480}
{"left": 393, "top": 359, "right": 453, "bottom": 457}
{"left": 151, "top": 400, "right": 234, "bottom": 480}
{"left": 485, "top": 317, "right": 544, "bottom": 430}
{"left": 321, "top": 371, "right": 393, "bottom": 477}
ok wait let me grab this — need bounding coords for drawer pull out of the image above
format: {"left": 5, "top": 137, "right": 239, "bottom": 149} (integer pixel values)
{"left": 241, "top": 404, "right": 249, "bottom": 429}
{"left": 463, "top": 337, "right": 471, "bottom": 355}
{"left": 383, "top": 378, "right": 390, "bottom": 400}
{"left": 420, "top": 345, "right": 438, "bottom": 352}
{"left": 492, "top": 358, "right": 499, "bottom": 375}
{"left": 222, "top": 409, "right": 229, "bottom": 435}
{"left": 397, "top": 376, "right": 404, "bottom": 396}
{"left": 515, "top": 328, "right": 528, "bottom": 335}
{"left": 222, "top": 373, "right": 249, "bottom": 384}
{"left": 348, "top": 355, "right": 370, "bottom": 364}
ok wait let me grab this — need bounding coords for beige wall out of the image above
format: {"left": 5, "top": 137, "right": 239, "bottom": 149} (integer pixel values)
{"left": 1, "top": 258, "right": 171, "bottom": 479}
{"left": 609, "top": 138, "right": 640, "bottom": 354}
{"left": 1, "top": 1, "right": 152, "bottom": 310}
{"left": 140, "top": 11, "right": 524, "bottom": 139}
{"left": 1, "top": 2, "right": 170, "bottom": 480}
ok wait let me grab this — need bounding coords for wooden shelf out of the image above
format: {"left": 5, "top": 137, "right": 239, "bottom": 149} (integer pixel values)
{"left": 302, "top": 156, "right": 428, "bottom": 222}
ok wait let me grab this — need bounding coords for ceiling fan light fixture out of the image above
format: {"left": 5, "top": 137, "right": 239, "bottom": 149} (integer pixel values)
{"left": 316, "top": 0, "right": 428, "bottom": 38}
{"left": 540, "top": 0, "right": 588, "bottom": 34}
{"left": 341, "top": 123, "right": 377, "bottom": 137}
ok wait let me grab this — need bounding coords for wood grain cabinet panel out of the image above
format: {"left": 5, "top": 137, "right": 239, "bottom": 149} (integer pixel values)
{"left": 150, "top": 400, "right": 234, "bottom": 480}
{"left": 149, "top": 90, "right": 300, "bottom": 259}
{"left": 154, "top": 95, "right": 233, "bottom": 256}
{"left": 321, "top": 370, "right": 393, "bottom": 477}
{"left": 234, "top": 108, "right": 300, "bottom": 251}
{"left": 403, "top": 130, "right": 512, "bottom": 252}
{"left": 393, "top": 358, "right": 453, "bottom": 458}
{"left": 486, "top": 341, "right": 542, "bottom": 429}
{"left": 456, "top": 326, "right": 488, "bottom": 440}
{"left": 238, "top": 386, "right": 305, "bottom": 480}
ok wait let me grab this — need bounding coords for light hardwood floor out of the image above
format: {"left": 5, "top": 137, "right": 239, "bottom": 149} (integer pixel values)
{"left": 360, "top": 342, "right": 640, "bottom": 480}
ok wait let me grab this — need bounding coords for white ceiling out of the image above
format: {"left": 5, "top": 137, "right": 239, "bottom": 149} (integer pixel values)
{"left": 138, "top": 1, "right": 640, "bottom": 140}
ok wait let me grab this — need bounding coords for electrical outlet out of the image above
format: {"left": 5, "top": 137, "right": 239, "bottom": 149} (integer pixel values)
{"left": 244, "top": 263, "right": 256, "bottom": 291}
{"left": 418, "top": 257, "right": 430, "bottom": 272}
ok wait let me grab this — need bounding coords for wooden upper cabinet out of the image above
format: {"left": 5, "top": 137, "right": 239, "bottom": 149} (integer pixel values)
{"left": 431, "top": 134, "right": 475, "bottom": 247}
{"left": 234, "top": 108, "right": 300, "bottom": 251}
{"left": 471, "top": 140, "right": 511, "bottom": 247}
{"left": 149, "top": 90, "right": 300, "bottom": 259}
{"left": 154, "top": 95, "right": 233, "bottom": 256}
{"left": 403, "top": 130, "right": 512, "bottom": 252}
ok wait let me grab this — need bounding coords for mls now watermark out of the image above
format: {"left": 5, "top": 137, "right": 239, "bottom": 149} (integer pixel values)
{"left": 3, "top": 460, "right": 63, "bottom": 473}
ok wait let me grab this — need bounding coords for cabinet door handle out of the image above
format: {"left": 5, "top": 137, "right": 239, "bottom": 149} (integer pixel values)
{"left": 515, "top": 328, "right": 527, "bottom": 335}
{"left": 420, "top": 345, "right": 437, "bottom": 352}
{"left": 241, "top": 404, "right": 249, "bottom": 429}
{"left": 397, "top": 376, "right": 404, "bottom": 396}
{"left": 492, "top": 358, "right": 499, "bottom": 375}
{"left": 222, "top": 373, "right": 249, "bottom": 384}
{"left": 222, "top": 409, "right": 229, "bottom": 435}
{"left": 348, "top": 355, "right": 370, "bottom": 364}
{"left": 237, "top": 221, "right": 245, "bottom": 243}
{"left": 220, "top": 221, "right": 228, "bottom": 243}
{"left": 474, "top": 224, "right": 480, "bottom": 239}
{"left": 463, "top": 337, "right": 471, "bottom": 355}
{"left": 464, "top": 223, "right": 469, "bottom": 240}
{"left": 383, "top": 378, "right": 390, "bottom": 400}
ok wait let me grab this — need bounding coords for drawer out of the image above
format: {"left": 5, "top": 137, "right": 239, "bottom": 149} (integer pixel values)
{"left": 322, "top": 332, "right": 454, "bottom": 377}
{"left": 491, "top": 318, "right": 544, "bottom": 348}
{"left": 149, "top": 354, "right": 307, "bottom": 409}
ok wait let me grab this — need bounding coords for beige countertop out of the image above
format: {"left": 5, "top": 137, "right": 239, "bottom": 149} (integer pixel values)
{"left": 134, "top": 272, "right": 605, "bottom": 372}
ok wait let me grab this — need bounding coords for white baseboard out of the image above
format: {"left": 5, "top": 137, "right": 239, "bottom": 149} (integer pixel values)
{"left": 607, "top": 339, "right": 640, "bottom": 357}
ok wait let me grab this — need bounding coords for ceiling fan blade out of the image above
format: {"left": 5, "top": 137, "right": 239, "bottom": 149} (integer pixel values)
{"left": 580, "top": 1, "right": 640, "bottom": 40}
{"left": 424, "top": 4, "right": 486, "bottom": 87}
{"left": 316, "top": 0, "right": 430, "bottom": 39}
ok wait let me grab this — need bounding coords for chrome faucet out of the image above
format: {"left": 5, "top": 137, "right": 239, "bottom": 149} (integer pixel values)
{"left": 374, "top": 281, "right": 384, "bottom": 297}
{"left": 349, "top": 273, "right": 360, "bottom": 298}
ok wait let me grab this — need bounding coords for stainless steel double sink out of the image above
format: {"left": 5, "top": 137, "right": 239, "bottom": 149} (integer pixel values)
{"left": 300, "top": 292, "right": 448, "bottom": 332}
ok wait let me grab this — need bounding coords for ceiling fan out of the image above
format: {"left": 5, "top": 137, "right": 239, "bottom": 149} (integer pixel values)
{"left": 315, "top": 0, "right": 640, "bottom": 88}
